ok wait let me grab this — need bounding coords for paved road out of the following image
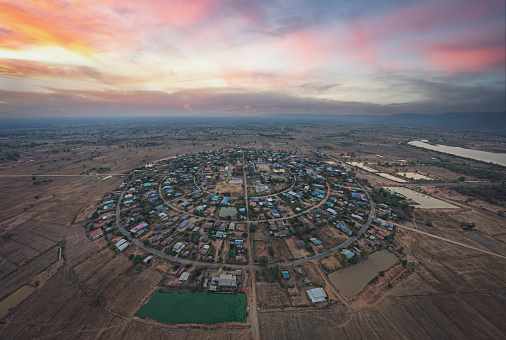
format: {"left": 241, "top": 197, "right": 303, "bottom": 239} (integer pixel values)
{"left": 277, "top": 182, "right": 375, "bottom": 267}
{"left": 115, "top": 144, "right": 377, "bottom": 269}
{"left": 115, "top": 187, "right": 251, "bottom": 269}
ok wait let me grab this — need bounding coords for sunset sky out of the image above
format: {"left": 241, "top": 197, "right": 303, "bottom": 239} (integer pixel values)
{"left": 0, "top": 0, "right": 504, "bottom": 117}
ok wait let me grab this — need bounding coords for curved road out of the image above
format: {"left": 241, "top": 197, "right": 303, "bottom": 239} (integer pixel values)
{"left": 115, "top": 152, "right": 376, "bottom": 268}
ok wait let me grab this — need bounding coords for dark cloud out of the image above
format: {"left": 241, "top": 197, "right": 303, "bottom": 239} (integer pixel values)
{"left": 1, "top": 84, "right": 502, "bottom": 118}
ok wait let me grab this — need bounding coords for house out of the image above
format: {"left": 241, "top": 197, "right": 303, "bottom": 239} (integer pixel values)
{"left": 200, "top": 244, "right": 210, "bottom": 255}
{"left": 340, "top": 249, "right": 354, "bottom": 259}
{"left": 281, "top": 271, "right": 290, "bottom": 279}
{"left": 90, "top": 228, "right": 103, "bottom": 239}
{"left": 179, "top": 272, "right": 190, "bottom": 281}
{"left": 307, "top": 288, "right": 327, "bottom": 303}
{"left": 172, "top": 242, "right": 186, "bottom": 253}
{"left": 310, "top": 237, "right": 322, "bottom": 245}
{"left": 295, "top": 240, "right": 305, "bottom": 248}
{"left": 218, "top": 274, "right": 237, "bottom": 287}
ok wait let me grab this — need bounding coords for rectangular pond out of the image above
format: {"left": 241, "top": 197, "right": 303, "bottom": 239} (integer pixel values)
{"left": 219, "top": 207, "right": 238, "bottom": 218}
{"left": 136, "top": 290, "right": 247, "bottom": 324}
{"left": 328, "top": 250, "right": 398, "bottom": 299}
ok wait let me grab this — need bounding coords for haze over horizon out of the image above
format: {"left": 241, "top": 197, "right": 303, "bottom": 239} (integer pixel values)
{"left": 0, "top": 0, "right": 504, "bottom": 118}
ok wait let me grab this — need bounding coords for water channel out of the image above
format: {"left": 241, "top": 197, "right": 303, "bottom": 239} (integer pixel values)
{"left": 328, "top": 250, "right": 398, "bottom": 298}
{"left": 136, "top": 290, "right": 247, "bottom": 324}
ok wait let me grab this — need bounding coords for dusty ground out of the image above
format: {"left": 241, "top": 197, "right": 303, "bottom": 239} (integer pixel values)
{"left": 1, "top": 125, "right": 505, "bottom": 339}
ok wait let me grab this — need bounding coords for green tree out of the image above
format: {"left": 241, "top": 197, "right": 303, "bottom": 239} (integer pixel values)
{"left": 133, "top": 255, "right": 143, "bottom": 265}
{"left": 143, "top": 239, "right": 150, "bottom": 245}
{"left": 259, "top": 255, "right": 268, "bottom": 266}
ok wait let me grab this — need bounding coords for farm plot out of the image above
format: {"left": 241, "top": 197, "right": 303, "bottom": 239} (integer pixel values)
{"left": 256, "top": 281, "right": 291, "bottom": 309}
{"left": 254, "top": 239, "right": 293, "bottom": 263}
{"left": 32, "top": 203, "right": 83, "bottom": 226}
{"left": 13, "top": 232, "right": 55, "bottom": 253}
{"left": 106, "top": 269, "right": 163, "bottom": 316}
{"left": 65, "top": 224, "right": 100, "bottom": 265}
{"left": 0, "top": 246, "right": 58, "bottom": 299}
{"left": 83, "top": 255, "right": 132, "bottom": 292}
{"left": 29, "top": 221, "right": 69, "bottom": 242}
{"left": 72, "top": 250, "right": 115, "bottom": 282}
{"left": 0, "top": 238, "right": 39, "bottom": 266}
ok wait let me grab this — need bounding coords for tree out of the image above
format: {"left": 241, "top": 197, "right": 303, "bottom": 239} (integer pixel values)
{"left": 133, "top": 255, "right": 143, "bottom": 265}
{"left": 259, "top": 256, "right": 268, "bottom": 266}
{"left": 268, "top": 246, "right": 274, "bottom": 257}
{"left": 143, "top": 239, "right": 150, "bottom": 245}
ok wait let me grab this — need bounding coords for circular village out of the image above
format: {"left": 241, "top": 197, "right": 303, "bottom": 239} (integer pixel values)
{"left": 86, "top": 147, "right": 415, "bottom": 325}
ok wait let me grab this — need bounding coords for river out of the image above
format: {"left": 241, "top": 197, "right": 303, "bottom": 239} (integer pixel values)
{"left": 328, "top": 250, "right": 398, "bottom": 298}
{"left": 136, "top": 290, "right": 247, "bottom": 324}
{"left": 408, "top": 141, "right": 506, "bottom": 166}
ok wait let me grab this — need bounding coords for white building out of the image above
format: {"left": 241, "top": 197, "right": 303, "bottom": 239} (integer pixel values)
{"left": 307, "top": 288, "right": 327, "bottom": 303}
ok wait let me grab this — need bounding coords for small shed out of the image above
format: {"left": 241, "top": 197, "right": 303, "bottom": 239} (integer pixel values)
{"left": 179, "top": 272, "right": 190, "bottom": 281}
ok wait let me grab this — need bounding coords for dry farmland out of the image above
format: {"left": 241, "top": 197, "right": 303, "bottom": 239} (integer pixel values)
{"left": 1, "top": 123, "right": 505, "bottom": 339}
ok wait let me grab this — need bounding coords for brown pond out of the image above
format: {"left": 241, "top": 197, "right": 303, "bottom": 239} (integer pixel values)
{"left": 328, "top": 250, "right": 398, "bottom": 298}
{"left": 0, "top": 285, "right": 35, "bottom": 318}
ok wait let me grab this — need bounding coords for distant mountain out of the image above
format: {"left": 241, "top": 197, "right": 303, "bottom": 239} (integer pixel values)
{"left": 266, "top": 111, "right": 506, "bottom": 134}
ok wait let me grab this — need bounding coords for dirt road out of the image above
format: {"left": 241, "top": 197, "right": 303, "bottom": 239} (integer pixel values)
{"left": 394, "top": 223, "right": 506, "bottom": 260}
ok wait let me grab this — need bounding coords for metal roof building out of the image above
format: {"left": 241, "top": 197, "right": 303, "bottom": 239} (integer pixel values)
{"left": 179, "top": 272, "right": 190, "bottom": 281}
{"left": 218, "top": 274, "right": 237, "bottom": 287}
{"left": 307, "top": 288, "right": 327, "bottom": 303}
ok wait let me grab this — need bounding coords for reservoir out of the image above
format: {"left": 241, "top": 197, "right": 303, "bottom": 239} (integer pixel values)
{"left": 328, "top": 250, "right": 397, "bottom": 298}
{"left": 136, "top": 290, "right": 247, "bottom": 324}
{"left": 382, "top": 186, "right": 458, "bottom": 209}
{"left": 408, "top": 141, "right": 506, "bottom": 166}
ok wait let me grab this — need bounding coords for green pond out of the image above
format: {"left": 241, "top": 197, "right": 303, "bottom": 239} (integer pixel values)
{"left": 136, "top": 290, "right": 247, "bottom": 324}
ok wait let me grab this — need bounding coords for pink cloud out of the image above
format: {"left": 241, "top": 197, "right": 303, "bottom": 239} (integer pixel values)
{"left": 343, "top": 0, "right": 504, "bottom": 70}
{"left": 425, "top": 45, "right": 505, "bottom": 75}
{"left": 222, "top": 69, "right": 310, "bottom": 88}
{"left": 183, "top": 103, "right": 193, "bottom": 110}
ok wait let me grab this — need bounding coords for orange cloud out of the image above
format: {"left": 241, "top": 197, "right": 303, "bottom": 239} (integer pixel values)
{"left": 0, "top": 3, "right": 101, "bottom": 53}
{"left": 0, "top": 59, "right": 156, "bottom": 85}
